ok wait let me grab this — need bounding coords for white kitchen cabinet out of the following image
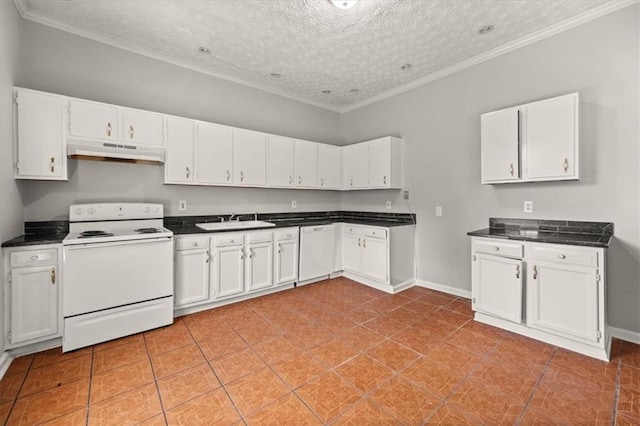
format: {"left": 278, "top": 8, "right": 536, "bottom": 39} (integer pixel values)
{"left": 480, "top": 108, "right": 520, "bottom": 183}
{"left": 528, "top": 244, "right": 601, "bottom": 343}
{"left": 480, "top": 93, "right": 579, "bottom": 184}
{"left": 196, "top": 122, "right": 234, "bottom": 185}
{"left": 342, "top": 226, "right": 363, "bottom": 274}
{"left": 245, "top": 233, "right": 274, "bottom": 292}
{"left": 165, "top": 116, "right": 195, "bottom": 184}
{"left": 68, "top": 99, "right": 119, "bottom": 142}
{"left": 524, "top": 94, "right": 578, "bottom": 180}
{"left": 174, "top": 237, "right": 210, "bottom": 308}
{"left": 361, "top": 232, "right": 388, "bottom": 282}
{"left": 4, "top": 245, "right": 62, "bottom": 348}
{"left": 294, "top": 140, "right": 318, "bottom": 188}
{"left": 342, "top": 143, "right": 368, "bottom": 189}
{"left": 121, "top": 108, "right": 164, "bottom": 146}
{"left": 14, "top": 88, "right": 67, "bottom": 180}
{"left": 234, "top": 129, "right": 267, "bottom": 186}
{"left": 368, "top": 137, "right": 403, "bottom": 189}
{"left": 471, "top": 240, "right": 523, "bottom": 324}
{"left": 212, "top": 236, "right": 245, "bottom": 299}
{"left": 274, "top": 228, "right": 299, "bottom": 285}
{"left": 267, "top": 135, "right": 295, "bottom": 187}
{"left": 318, "top": 144, "right": 341, "bottom": 189}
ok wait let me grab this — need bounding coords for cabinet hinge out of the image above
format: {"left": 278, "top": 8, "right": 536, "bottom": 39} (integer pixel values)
{"left": 596, "top": 271, "right": 601, "bottom": 283}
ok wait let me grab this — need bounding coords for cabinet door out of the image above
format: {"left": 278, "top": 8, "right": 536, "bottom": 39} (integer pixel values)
{"left": 69, "top": 99, "right": 118, "bottom": 142}
{"left": 275, "top": 239, "right": 298, "bottom": 285}
{"left": 174, "top": 249, "right": 210, "bottom": 307}
{"left": 196, "top": 122, "right": 234, "bottom": 185}
{"left": 234, "top": 129, "right": 267, "bottom": 186}
{"left": 294, "top": 140, "right": 318, "bottom": 188}
{"left": 528, "top": 261, "right": 598, "bottom": 342}
{"left": 472, "top": 254, "right": 523, "bottom": 323}
{"left": 480, "top": 107, "right": 520, "bottom": 183}
{"left": 10, "top": 265, "right": 59, "bottom": 344}
{"left": 342, "top": 233, "right": 362, "bottom": 273}
{"left": 212, "top": 245, "right": 245, "bottom": 299}
{"left": 267, "top": 136, "right": 294, "bottom": 187}
{"left": 15, "top": 90, "right": 66, "bottom": 180}
{"left": 525, "top": 94, "right": 578, "bottom": 180}
{"left": 342, "top": 143, "right": 368, "bottom": 189}
{"left": 122, "top": 109, "right": 164, "bottom": 146}
{"left": 246, "top": 241, "right": 273, "bottom": 292}
{"left": 368, "top": 138, "right": 391, "bottom": 188}
{"left": 165, "top": 116, "right": 195, "bottom": 183}
{"left": 362, "top": 237, "right": 388, "bottom": 283}
{"left": 318, "top": 144, "right": 341, "bottom": 189}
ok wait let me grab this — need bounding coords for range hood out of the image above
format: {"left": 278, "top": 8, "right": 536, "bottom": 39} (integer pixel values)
{"left": 67, "top": 141, "right": 165, "bottom": 165}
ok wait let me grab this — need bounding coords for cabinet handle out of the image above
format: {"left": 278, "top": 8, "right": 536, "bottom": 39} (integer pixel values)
{"left": 532, "top": 265, "right": 538, "bottom": 280}
{"left": 472, "top": 255, "right": 476, "bottom": 261}
{"left": 186, "top": 166, "right": 190, "bottom": 179}
{"left": 357, "top": 238, "right": 361, "bottom": 247}
{"left": 107, "top": 122, "right": 112, "bottom": 137}
{"left": 493, "top": 246, "right": 500, "bottom": 251}
{"left": 563, "top": 158, "right": 569, "bottom": 173}
{"left": 31, "top": 255, "right": 38, "bottom": 261}
{"left": 240, "top": 249, "right": 245, "bottom": 260}
{"left": 383, "top": 175, "right": 387, "bottom": 185}
{"left": 249, "top": 248, "right": 254, "bottom": 259}
{"left": 320, "top": 178, "right": 324, "bottom": 186}
{"left": 289, "top": 176, "right": 293, "bottom": 185}
{"left": 205, "top": 250, "right": 210, "bottom": 263}
{"left": 240, "top": 171, "right": 245, "bottom": 182}
{"left": 226, "top": 170, "right": 231, "bottom": 181}
{"left": 363, "top": 239, "right": 366, "bottom": 249}
{"left": 51, "top": 268, "right": 56, "bottom": 285}
{"left": 298, "top": 176, "right": 302, "bottom": 185}
{"left": 558, "top": 254, "right": 566, "bottom": 259}
{"left": 515, "top": 264, "right": 520, "bottom": 279}
{"left": 129, "top": 125, "right": 134, "bottom": 139}
{"left": 350, "top": 178, "right": 353, "bottom": 187}
{"left": 509, "top": 163, "right": 514, "bottom": 176}
{"left": 50, "top": 157, "right": 55, "bottom": 173}
{"left": 277, "top": 244, "right": 282, "bottom": 254}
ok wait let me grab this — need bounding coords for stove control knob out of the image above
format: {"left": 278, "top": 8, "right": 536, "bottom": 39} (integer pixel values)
{"left": 87, "top": 208, "right": 96, "bottom": 215}
{"left": 75, "top": 207, "right": 84, "bottom": 215}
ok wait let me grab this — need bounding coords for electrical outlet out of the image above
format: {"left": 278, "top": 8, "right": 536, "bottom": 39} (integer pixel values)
{"left": 403, "top": 190, "right": 410, "bottom": 200}
{"left": 435, "top": 206, "right": 443, "bottom": 216}
{"left": 291, "top": 200, "right": 297, "bottom": 208}
{"left": 524, "top": 201, "right": 533, "bottom": 213}
{"left": 386, "top": 201, "right": 391, "bottom": 209}
{"left": 178, "top": 200, "right": 187, "bottom": 211}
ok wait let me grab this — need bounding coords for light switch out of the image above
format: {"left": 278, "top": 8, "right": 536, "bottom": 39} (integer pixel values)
{"left": 524, "top": 201, "right": 533, "bottom": 213}
{"left": 435, "top": 206, "right": 443, "bottom": 216}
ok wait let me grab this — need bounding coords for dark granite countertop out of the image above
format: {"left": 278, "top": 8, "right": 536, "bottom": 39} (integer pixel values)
{"left": 1, "top": 232, "right": 68, "bottom": 248}
{"left": 467, "top": 218, "right": 614, "bottom": 248}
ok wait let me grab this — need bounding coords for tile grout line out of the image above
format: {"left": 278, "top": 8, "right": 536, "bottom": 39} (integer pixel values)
{"left": 3, "top": 354, "right": 34, "bottom": 425}
{"left": 85, "top": 346, "right": 95, "bottom": 426}
{"left": 611, "top": 345, "right": 622, "bottom": 425}
{"left": 513, "top": 346, "right": 558, "bottom": 425}
{"left": 142, "top": 332, "right": 169, "bottom": 426}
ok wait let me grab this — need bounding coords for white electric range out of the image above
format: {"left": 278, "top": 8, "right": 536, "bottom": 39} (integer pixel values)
{"left": 62, "top": 203, "right": 174, "bottom": 352}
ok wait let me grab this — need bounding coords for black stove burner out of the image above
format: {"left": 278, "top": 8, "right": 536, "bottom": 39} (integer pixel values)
{"left": 135, "top": 228, "right": 161, "bottom": 234}
{"left": 78, "top": 230, "right": 114, "bottom": 238}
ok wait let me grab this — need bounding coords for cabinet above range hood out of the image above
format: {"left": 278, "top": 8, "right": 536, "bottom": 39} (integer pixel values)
{"left": 67, "top": 140, "right": 165, "bottom": 165}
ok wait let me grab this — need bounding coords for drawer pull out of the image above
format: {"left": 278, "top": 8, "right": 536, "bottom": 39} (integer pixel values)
{"left": 31, "top": 255, "right": 38, "bottom": 261}
{"left": 558, "top": 254, "right": 566, "bottom": 259}
{"left": 493, "top": 246, "right": 500, "bottom": 251}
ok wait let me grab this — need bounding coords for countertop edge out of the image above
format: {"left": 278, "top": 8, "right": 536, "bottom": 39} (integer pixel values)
{"left": 468, "top": 228, "right": 612, "bottom": 248}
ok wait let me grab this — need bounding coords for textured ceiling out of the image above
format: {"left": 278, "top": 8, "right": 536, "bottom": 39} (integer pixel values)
{"left": 17, "top": 0, "right": 622, "bottom": 110}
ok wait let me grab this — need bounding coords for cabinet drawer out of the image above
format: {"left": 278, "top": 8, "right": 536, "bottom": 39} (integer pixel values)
{"left": 343, "top": 226, "right": 363, "bottom": 236}
{"left": 213, "top": 233, "right": 244, "bottom": 247}
{"left": 175, "top": 237, "right": 209, "bottom": 251}
{"left": 364, "top": 228, "right": 387, "bottom": 239}
{"left": 531, "top": 245, "right": 598, "bottom": 267}
{"left": 275, "top": 228, "right": 298, "bottom": 241}
{"left": 11, "top": 248, "right": 58, "bottom": 267}
{"left": 474, "top": 239, "right": 523, "bottom": 258}
{"left": 246, "top": 231, "right": 273, "bottom": 244}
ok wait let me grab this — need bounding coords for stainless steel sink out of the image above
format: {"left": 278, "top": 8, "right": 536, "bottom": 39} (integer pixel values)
{"left": 196, "top": 220, "right": 276, "bottom": 231}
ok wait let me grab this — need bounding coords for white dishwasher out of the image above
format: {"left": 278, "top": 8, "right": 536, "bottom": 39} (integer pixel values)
{"left": 299, "top": 225, "right": 336, "bottom": 282}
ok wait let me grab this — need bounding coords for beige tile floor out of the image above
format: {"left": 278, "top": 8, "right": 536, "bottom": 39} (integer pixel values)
{"left": 0, "top": 277, "right": 637, "bottom": 425}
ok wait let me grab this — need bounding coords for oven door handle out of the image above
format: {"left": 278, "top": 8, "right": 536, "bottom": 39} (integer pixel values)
{"left": 64, "top": 237, "right": 172, "bottom": 250}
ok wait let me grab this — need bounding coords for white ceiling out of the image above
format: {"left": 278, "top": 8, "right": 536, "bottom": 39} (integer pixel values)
{"left": 14, "top": 0, "right": 630, "bottom": 112}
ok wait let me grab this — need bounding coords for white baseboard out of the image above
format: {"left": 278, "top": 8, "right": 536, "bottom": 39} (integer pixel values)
{"left": 609, "top": 326, "right": 640, "bottom": 344}
{"left": 0, "top": 351, "right": 11, "bottom": 381}
{"left": 415, "top": 280, "right": 471, "bottom": 299}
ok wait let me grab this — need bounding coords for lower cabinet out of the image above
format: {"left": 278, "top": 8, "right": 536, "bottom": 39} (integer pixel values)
{"left": 211, "top": 233, "right": 246, "bottom": 299}
{"left": 274, "top": 228, "right": 299, "bottom": 285}
{"left": 470, "top": 237, "right": 608, "bottom": 360}
{"left": 3, "top": 245, "right": 62, "bottom": 348}
{"left": 174, "top": 237, "right": 210, "bottom": 308}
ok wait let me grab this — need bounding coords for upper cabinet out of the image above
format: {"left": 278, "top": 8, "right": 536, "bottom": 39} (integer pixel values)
{"left": 294, "top": 140, "right": 318, "bottom": 188}
{"left": 196, "top": 122, "right": 234, "bottom": 185}
{"left": 14, "top": 88, "right": 67, "bottom": 180}
{"left": 342, "top": 136, "right": 403, "bottom": 190}
{"left": 121, "top": 109, "right": 164, "bottom": 146}
{"left": 68, "top": 99, "right": 118, "bottom": 142}
{"left": 165, "top": 116, "right": 195, "bottom": 184}
{"left": 318, "top": 144, "right": 341, "bottom": 189}
{"left": 267, "top": 135, "right": 295, "bottom": 188}
{"left": 481, "top": 93, "right": 579, "bottom": 184}
{"left": 233, "top": 129, "right": 267, "bottom": 186}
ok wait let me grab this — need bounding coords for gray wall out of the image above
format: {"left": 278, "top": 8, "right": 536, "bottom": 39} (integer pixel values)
{"left": 1, "top": 1, "right": 25, "bottom": 354}
{"left": 16, "top": 19, "right": 343, "bottom": 220}
{"left": 341, "top": 6, "right": 640, "bottom": 333}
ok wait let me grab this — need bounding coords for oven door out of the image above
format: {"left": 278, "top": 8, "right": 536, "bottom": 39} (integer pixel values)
{"left": 63, "top": 237, "right": 173, "bottom": 317}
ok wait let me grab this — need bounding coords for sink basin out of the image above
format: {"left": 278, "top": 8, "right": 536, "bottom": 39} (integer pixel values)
{"left": 196, "top": 220, "right": 276, "bottom": 231}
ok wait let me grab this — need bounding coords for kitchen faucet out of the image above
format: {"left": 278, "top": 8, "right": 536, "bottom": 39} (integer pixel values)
{"left": 229, "top": 212, "right": 238, "bottom": 221}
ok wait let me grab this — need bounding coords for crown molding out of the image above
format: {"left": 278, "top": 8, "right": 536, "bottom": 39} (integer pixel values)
{"left": 11, "top": 0, "right": 343, "bottom": 113}
{"left": 13, "top": 0, "right": 638, "bottom": 115}
{"left": 339, "top": 0, "right": 639, "bottom": 113}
